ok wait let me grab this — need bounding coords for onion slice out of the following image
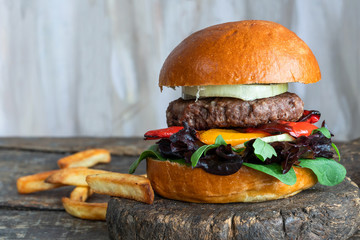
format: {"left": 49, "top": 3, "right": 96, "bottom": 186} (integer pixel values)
{"left": 182, "top": 84, "right": 288, "bottom": 101}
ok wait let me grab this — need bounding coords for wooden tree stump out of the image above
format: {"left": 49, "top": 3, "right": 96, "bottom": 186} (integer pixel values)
{"left": 107, "top": 177, "right": 360, "bottom": 240}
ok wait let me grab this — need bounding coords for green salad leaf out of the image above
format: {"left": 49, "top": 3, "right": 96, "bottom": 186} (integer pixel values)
{"left": 214, "top": 134, "right": 227, "bottom": 145}
{"left": 129, "top": 145, "right": 186, "bottom": 174}
{"left": 243, "top": 162, "right": 297, "bottom": 185}
{"left": 298, "top": 157, "right": 346, "bottom": 186}
{"left": 190, "top": 145, "right": 211, "bottom": 167}
{"left": 252, "top": 138, "right": 277, "bottom": 162}
{"left": 244, "top": 157, "right": 347, "bottom": 186}
{"left": 312, "top": 127, "right": 331, "bottom": 138}
{"left": 331, "top": 143, "right": 341, "bottom": 161}
{"left": 191, "top": 135, "right": 228, "bottom": 167}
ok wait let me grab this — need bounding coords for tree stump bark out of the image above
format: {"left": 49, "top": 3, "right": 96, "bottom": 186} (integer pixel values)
{"left": 107, "top": 177, "right": 360, "bottom": 240}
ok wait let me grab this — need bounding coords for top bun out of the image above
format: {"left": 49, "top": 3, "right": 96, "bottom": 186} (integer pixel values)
{"left": 159, "top": 20, "right": 321, "bottom": 87}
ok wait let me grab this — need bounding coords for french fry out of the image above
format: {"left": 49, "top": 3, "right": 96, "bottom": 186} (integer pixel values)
{"left": 45, "top": 167, "right": 109, "bottom": 186}
{"left": 70, "top": 186, "right": 93, "bottom": 202}
{"left": 86, "top": 172, "right": 154, "bottom": 204}
{"left": 17, "top": 170, "right": 63, "bottom": 194}
{"left": 62, "top": 197, "right": 107, "bottom": 221}
{"left": 58, "top": 149, "right": 111, "bottom": 169}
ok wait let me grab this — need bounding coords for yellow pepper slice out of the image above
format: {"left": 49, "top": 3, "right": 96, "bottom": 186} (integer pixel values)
{"left": 198, "top": 129, "right": 270, "bottom": 146}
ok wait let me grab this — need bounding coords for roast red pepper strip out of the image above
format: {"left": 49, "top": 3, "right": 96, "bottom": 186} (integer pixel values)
{"left": 297, "top": 110, "right": 321, "bottom": 124}
{"left": 144, "top": 126, "right": 184, "bottom": 140}
{"left": 245, "top": 121, "right": 318, "bottom": 138}
{"left": 278, "top": 121, "right": 318, "bottom": 137}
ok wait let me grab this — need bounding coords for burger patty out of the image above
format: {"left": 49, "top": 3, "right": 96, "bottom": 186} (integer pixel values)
{"left": 166, "top": 92, "right": 304, "bottom": 130}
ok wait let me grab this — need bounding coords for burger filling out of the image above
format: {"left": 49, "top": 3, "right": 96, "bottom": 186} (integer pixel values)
{"left": 130, "top": 119, "right": 344, "bottom": 186}
{"left": 129, "top": 89, "right": 345, "bottom": 187}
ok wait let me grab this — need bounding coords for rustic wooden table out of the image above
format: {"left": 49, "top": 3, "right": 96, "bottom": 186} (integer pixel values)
{"left": 0, "top": 137, "right": 359, "bottom": 239}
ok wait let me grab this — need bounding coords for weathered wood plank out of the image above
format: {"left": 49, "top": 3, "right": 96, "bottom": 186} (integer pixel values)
{"left": 107, "top": 177, "right": 360, "bottom": 240}
{"left": 0, "top": 150, "right": 144, "bottom": 210}
{"left": 0, "top": 209, "right": 108, "bottom": 239}
{"left": 0, "top": 137, "right": 153, "bottom": 156}
{"left": 349, "top": 231, "right": 360, "bottom": 240}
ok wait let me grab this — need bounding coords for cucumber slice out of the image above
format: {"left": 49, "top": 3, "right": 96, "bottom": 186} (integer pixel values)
{"left": 233, "top": 133, "right": 294, "bottom": 149}
{"left": 182, "top": 84, "right": 288, "bottom": 101}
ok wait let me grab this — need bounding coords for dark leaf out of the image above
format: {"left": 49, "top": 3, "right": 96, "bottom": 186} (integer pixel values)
{"left": 157, "top": 122, "right": 199, "bottom": 162}
{"left": 196, "top": 144, "right": 243, "bottom": 175}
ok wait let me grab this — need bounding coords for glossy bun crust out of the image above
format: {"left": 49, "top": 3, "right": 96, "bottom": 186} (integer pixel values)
{"left": 159, "top": 20, "right": 321, "bottom": 88}
{"left": 146, "top": 158, "right": 318, "bottom": 203}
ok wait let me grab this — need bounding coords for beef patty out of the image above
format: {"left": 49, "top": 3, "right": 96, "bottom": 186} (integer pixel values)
{"left": 166, "top": 92, "right": 304, "bottom": 130}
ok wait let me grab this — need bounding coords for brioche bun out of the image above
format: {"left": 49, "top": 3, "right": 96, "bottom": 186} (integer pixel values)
{"left": 146, "top": 158, "right": 318, "bottom": 203}
{"left": 159, "top": 20, "right": 321, "bottom": 88}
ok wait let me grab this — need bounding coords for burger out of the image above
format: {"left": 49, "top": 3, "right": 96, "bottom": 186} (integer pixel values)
{"left": 129, "top": 20, "right": 345, "bottom": 203}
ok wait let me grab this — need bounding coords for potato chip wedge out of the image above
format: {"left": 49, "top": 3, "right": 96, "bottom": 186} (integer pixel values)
{"left": 86, "top": 173, "right": 154, "bottom": 204}
{"left": 62, "top": 197, "right": 107, "bottom": 221}
{"left": 58, "top": 149, "right": 111, "bottom": 169}
{"left": 45, "top": 167, "right": 109, "bottom": 186}
{"left": 70, "top": 186, "right": 93, "bottom": 202}
{"left": 17, "top": 170, "right": 63, "bottom": 194}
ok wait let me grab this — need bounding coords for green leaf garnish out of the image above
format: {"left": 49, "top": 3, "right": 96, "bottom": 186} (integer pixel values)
{"left": 243, "top": 163, "right": 297, "bottom": 185}
{"left": 191, "top": 135, "right": 228, "bottom": 167}
{"left": 191, "top": 145, "right": 211, "bottom": 167}
{"left": 214, "top": 135, "right": 227, "bottom": 145}
{"left": 331, "top": 143, "right": 341, "bottom": 161}
{"left": 233, "top": 147, "right": 245, "bottom": 153}
{"left": 129, "top": 145, "right": 186, "bottom": 174}
{"left": 252, "top": 138, "right": 277, "bottom": 162}
{"left": 312, "top": 127, "right": 331, "bottom": 138}
{"left": 203, "top": 144, "right": 219, "bottom": 156}
{"left": 298, "top": 157, "right": 346, "bottom": 186}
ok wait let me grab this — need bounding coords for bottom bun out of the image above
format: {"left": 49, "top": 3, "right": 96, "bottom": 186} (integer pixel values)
{"left": 146, "top": 158, "right": 318, "bottom": 203}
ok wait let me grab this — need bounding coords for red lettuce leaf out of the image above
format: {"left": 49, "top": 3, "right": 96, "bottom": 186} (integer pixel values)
{"left": 243, "top": 131, "right": 333, "bottom": 174}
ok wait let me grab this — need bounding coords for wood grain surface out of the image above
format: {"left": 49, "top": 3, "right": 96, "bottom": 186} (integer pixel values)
{"left": 0, "top": 137, "right": 153, "bottom": 156}
{"left": 108, "top": 177, "right": 360, "bottom": 240}
{"left": 0, "top": 210, "right": 108, "bottom": 239}
{"left": 0, "top": 137, "right": 359, "bottom": 239}
{"left": 0, "top": 140, "right": 146, "bottom": 240}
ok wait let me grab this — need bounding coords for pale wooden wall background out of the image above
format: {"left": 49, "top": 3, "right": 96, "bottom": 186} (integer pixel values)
{"left": 0, "top": 0, "right": 359, "bottom": 141}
